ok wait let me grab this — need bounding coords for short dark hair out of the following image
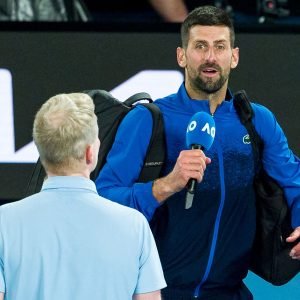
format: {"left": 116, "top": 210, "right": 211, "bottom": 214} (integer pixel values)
{"left": 181, "top": 5, "right": 235, "bottom": 48}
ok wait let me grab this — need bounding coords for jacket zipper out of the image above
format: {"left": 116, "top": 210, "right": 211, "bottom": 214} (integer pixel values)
{"left": 192, "top": 135, "right": 226, "bottom": 298}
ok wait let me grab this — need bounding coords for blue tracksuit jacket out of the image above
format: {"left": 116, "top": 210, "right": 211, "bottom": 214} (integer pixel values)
{"left": 96, "top": 83, "right": 300, "bottom": 299}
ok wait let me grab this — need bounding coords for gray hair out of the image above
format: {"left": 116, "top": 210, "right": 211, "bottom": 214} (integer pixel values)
{"left": 33, "top": 93, "right": 98, "bottom": 170}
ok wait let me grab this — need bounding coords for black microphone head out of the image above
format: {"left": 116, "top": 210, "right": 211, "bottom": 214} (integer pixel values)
{"left": 186, "top": 112, "right": 216, "bottom": 150}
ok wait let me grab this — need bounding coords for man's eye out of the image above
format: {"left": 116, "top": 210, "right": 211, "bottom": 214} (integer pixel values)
{"left": 196, "top": 44, "right": 205, "bottom": 49}
{"left": 216, "top": 45, "right": 225, "bottom": 50}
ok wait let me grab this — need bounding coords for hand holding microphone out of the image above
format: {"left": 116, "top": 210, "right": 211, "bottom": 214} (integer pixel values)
{"left": 185, "top": 112, "right": 216, "bottom": 209}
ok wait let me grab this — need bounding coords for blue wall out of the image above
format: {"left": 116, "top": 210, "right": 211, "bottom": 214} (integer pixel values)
{"left": 245, "top": 272, "right": 300, "bottom": 299}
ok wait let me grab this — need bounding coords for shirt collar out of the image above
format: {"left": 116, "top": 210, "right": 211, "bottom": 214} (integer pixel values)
{"left": 178, "top": 83, "right": 234, "bottom": 114}
{"left": 41, "top": 176, "right": 98, "bottom": 195}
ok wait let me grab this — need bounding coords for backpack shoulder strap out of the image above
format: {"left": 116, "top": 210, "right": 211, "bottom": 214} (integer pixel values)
{"left": 138, "top": 103, "right": 165, "bottom": 182}
{"left": 24, "top": 157, "right": 46, "bottom": 197}
{"left": 233, "top": 90, "right": 263, "bottom": 171}
{"left": 124, "top": 92, "right": 152, "bottom": 106}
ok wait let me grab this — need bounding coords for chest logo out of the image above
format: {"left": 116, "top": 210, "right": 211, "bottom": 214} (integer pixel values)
{"left": 243, "top": 134, "right": 251, "bottom": 144}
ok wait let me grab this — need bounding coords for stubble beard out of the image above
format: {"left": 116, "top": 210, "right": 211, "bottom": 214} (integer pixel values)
{"left": 191, "top": 65, "right": 230, "bottom": 95}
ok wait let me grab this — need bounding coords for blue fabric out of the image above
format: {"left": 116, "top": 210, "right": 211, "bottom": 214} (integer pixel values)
{"left": 250, "top": 104, "right": 300, "bottom": 228}
{"left": 0, "top": 176, "right": 166, "bottom": 299}
{"left": 96, "top": 106, "right": 160, "bottom": 221}
{"left": 96, "top": 83, "right": 300, "bottom": 298}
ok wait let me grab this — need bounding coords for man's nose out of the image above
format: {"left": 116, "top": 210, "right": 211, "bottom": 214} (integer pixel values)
{"left": 204, "top": 47, "right": 217, "bottom": 62}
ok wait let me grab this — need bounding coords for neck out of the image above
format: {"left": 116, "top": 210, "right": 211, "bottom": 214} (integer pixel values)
{"left": 46, "top": 169, "right": 90, "bottom": 179}
{"left": 208, "top": 94, "right": 224, "bottom": 115}
{"left": 185, "top": 82, "right": 228, "bottom": 115}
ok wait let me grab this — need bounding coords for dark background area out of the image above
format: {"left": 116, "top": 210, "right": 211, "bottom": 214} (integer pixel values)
{"left": 83, "top": 0, "right": 300, "bottom": 24}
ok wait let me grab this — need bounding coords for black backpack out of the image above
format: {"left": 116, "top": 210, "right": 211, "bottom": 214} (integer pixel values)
{"left": 25, "top": 90, "right": 165, "bottom": 197}
{"left": 233, "top": 90, "right": 300, "bottom": 285}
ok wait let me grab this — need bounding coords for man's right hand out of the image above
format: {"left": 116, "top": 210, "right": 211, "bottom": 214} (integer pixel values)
{"left": 152, "top": 149, "right": 211, "bottom": 203}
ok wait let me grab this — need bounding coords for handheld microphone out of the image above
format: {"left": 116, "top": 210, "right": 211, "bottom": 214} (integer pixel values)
{"left": 185, "top": 112, "right": 216, "bottom": 209}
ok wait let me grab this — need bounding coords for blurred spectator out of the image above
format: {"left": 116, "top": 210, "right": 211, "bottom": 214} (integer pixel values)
{"left": 83, "top": 0, "right": 215, "bottom": 23}
{"left": 1, "top": 0, "right": 299, "bottom": 23}
{"left": 148, "top": 0, "right": 188, "bottom": 22}
{"left": 0, "top": 0, "right": 90, "bottom": 21}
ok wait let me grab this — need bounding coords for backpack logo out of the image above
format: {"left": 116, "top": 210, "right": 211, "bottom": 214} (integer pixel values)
{"left": 243, "top": 134, "right": 251, "bottom": 144}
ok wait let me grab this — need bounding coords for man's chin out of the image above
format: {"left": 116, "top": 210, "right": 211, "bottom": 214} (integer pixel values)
{"left": 201, "top": 83, "right": 221, "bottom": 94}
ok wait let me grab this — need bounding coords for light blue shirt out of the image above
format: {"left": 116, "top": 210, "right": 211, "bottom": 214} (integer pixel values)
{"left": 0, "top": 176, "right": 166, "bottom": 299}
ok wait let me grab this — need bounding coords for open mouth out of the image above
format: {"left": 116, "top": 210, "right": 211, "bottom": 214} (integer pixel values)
{"left": 202, "top": 67, "right": 218, "bottom": 77}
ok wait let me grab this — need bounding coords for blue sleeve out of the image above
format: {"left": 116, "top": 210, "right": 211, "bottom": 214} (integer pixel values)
{"left": 253, "top": 104, "right": 300, "bottom": 228}
{"left": 95, "top": 105, "right": 160, "bottom": 221}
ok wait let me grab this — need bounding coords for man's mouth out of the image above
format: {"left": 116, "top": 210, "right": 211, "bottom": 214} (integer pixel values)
{"left": 201, "top": 67, "right": 218, "bottom": 77}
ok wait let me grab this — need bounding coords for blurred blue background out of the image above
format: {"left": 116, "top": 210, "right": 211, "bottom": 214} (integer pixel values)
{"left": 245, "top": 272, "right": 300, "bottom": 299}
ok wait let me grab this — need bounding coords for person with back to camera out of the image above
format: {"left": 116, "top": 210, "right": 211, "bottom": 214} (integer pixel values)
{"left": 0, "top": 93, "right": 166, "bottom": 300}
{"left": 96, "top": 5, "right": 300, "bottom": 300}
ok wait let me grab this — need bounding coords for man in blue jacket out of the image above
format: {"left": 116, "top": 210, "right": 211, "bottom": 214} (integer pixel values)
{"left": 96, "top": 5, "right": 300, "bottom": 300}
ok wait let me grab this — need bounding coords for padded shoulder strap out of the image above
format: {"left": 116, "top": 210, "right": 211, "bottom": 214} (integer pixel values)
{"left": 24, "top": 158, "right": 46, "bottom": 197}
{"left": 124, "top": 92, "right": 153, "bottom": 106}
{"left": 138, "top": 103, "right": 165, "bottom": 182}
{"left": 233, "top": 90, "right": 263, "bottom": 172}
{"left": 233, "top": 90, "right": 253, "bottom": 125}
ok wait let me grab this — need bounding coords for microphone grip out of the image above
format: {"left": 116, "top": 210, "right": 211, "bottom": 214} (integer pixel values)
{"left": 185, "top": 144, "right": 203, "bottom": 209}
{"left": 187, "top": 144, "right": 203, "bottom": 192}
{"left": 187, "top": 178, "right": 197, "bottom": 194}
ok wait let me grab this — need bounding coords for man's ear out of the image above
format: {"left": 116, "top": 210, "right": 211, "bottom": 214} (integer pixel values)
{"left": 231, "top": 47, "right": 239, "bottom": 69}
{"left": 177, "top": 47, "right": 187, "bottom": 68}
{"left": 85, "top": 145, "right": 93, "bottom": 165}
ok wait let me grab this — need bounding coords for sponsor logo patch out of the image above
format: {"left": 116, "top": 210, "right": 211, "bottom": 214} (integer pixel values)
{"left": 243, "top": 134, "right": 251, "bottom": 144}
